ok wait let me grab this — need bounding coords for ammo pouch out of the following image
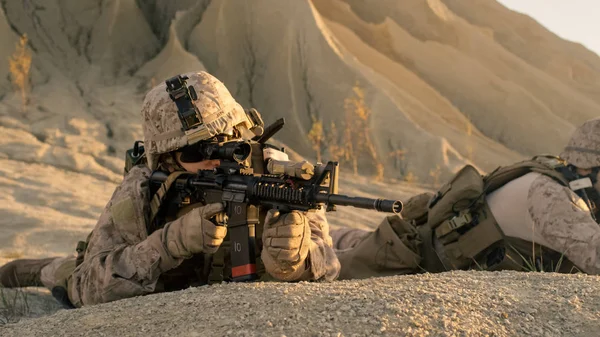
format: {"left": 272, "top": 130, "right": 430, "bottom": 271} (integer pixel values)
{"left": 427, "top": 165, "right": 484, "bottom": 230}
{"left": 433, "top": 202, "right": 505, "bottom": 270}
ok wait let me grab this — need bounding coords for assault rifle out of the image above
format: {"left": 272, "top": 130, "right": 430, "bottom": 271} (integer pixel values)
{"left": 148, "top": 119, "right": 402, "bottom": 282}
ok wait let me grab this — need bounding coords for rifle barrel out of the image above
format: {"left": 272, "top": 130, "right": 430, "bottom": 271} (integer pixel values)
{"left": 316, "top": 194, "right": 402, "bottom": 214}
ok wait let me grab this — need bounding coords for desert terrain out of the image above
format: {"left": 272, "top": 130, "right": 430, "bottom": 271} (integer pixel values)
{"left": 0, "top": 0, "right": 599, "bottom": 335}
{"left": 2, "top": 271, "right": 600, "bottom": 336}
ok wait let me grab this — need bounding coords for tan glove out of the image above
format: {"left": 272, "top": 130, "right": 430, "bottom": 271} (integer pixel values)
{"left": 261, "top": 209, "right": 311, "bottom": 281}
{"left": 164, "top": 203, "right": 227, "bottom": 258}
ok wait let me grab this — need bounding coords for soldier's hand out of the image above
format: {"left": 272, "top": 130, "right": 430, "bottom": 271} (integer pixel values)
{"left": 165, "top": 203, "right": 227, "bottom": 258}
{"left": 261, "top": 209, "right": 311, "bottom": 281}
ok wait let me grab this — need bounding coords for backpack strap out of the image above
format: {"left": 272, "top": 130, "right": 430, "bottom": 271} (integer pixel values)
{"left": 207, "top": 240, "right": 229, "bottom": 284}
{"left": 483, "top": 155, "right": 568, "bottom": 194}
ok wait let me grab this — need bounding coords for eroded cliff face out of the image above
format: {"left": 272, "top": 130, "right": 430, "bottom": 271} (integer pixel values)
{"left": 0, "top": 0, "right": 598, "bottom": 261}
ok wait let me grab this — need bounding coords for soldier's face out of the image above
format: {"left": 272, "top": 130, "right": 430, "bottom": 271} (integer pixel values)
{"left": 174, "top": 152, "right": 220, "bottom": 172}
{"left": 577, "top": 168, "right": 600, "bottom": 193}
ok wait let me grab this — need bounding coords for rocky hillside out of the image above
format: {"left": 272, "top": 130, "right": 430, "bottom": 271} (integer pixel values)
{"left": 2, "top": 0, "right": 599, "bottom": 181}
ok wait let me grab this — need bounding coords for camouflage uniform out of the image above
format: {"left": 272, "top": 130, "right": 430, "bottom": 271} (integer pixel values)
{"left": 38, "top": 72, "right": 340, "bottom": 307}
{"left": 331, "top": 118, "right": 600, "bottom": 278}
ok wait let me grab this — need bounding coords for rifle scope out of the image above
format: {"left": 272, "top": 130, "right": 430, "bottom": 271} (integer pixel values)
{"left": 200, "top": 141, "right": 252, "bottom": 163}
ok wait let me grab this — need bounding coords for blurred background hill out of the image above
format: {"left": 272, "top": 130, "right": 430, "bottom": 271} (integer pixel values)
{"left": 0, "top": 0, "right": 599, "bottom": 262}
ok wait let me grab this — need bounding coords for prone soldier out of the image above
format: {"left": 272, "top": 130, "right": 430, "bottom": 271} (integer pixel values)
{"left": 330, "top": 117, "right": 600, "bottom": 278}
{"left": 0, "top": 71, "right": 344, "bottom": 307}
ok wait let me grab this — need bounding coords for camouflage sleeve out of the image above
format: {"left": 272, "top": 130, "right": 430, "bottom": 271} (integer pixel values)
{"left": 68, "top": 166, "right": 183, "bottom": 306}
{"left": 330, "top": 228, "right": 371, "bottom": 250}
{"left": 528, "top": 175, "right": 600, "bottom": 274}
{"left": 298, "top": 209, "right": 341, "bottom": 281}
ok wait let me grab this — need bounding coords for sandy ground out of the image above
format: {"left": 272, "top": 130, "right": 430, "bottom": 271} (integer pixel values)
{"left": 2, "top": 271, "right": 600, "bottom": 336}
{"left": 0, "top": 288, "right": 62, "bottom": 325}
{"left": 0, "top": 157, "right": 116, "bottom": 266}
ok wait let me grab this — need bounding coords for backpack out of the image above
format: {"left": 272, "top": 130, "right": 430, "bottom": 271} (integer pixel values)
{"left": 420, "top": 155, "right": 579, "bottom": 272}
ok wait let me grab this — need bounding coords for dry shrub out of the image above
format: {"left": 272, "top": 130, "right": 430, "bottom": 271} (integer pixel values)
{"left": 341, "top": 82, "right": 384, "bottom": 180}
{"left": 429, "top": 165, "right": 442, "bottom": 188}
{"left": 9, "top": 34, "right": 32, "bottom": 111}
{"left": 403, "top": 171, "right": 418, "bottom": 184}
{"left": 466, "top": 115, "right": 474, "bottom": 162}
{"left": 305, "top": 81, "right": 384, "bottom": 180}
{"left": 308, "top": 116, "right": 324, "bottom": 163}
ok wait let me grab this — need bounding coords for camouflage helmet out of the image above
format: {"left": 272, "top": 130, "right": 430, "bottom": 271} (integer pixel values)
{"left": 560, "top": 117, "right": 600, "bottom": 169}
{"left": 141, "top": 71, "right": 263, "bottom": 170}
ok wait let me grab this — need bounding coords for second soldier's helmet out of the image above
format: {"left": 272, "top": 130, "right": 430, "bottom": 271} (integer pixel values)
{"left": 560, "top": 117, "right": 600, "bottom": 169}
{"left": 141, "top": 71, "right": 263, "bottom": 170}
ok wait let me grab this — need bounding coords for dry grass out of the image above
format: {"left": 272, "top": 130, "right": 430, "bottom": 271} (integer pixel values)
{"left": 505, "top": 243, "right": 582, "bottom": 274}
{"left": 307, "top": 116, "right": 324, "bottom": 163}
{"left": 403, "top": 171, "right": 418, "bottom": 184}
{"left": 0, "top": 287, "right": 30, "bottom": 325}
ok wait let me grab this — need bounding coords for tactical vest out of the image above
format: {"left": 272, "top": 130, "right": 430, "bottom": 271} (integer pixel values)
{"left": 421, "top": 155, "right": 584, "bottom": 273}
{"left": 75, "top": 169, "right": 267, "bottom": 288}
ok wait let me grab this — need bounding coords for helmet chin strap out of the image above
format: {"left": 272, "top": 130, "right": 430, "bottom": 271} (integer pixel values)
{"left": 580, "top": 187, "right": 598, "bottom": 223}
{"left": 587, "top": 167, "right": 600, "bottom": 223}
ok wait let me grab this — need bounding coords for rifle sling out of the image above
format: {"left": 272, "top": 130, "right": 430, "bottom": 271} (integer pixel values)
{"left": 150, "top": 171, "right": 189, "bottom": 225}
